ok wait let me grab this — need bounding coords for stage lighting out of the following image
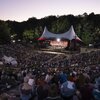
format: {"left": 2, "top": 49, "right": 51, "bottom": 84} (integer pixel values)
{"left": 57, "top": 38, "right": 60, "bottom": 42}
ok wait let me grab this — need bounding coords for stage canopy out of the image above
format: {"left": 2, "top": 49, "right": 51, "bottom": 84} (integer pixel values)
{"left": 38, "top": 25, "right": 82, "bottom": 41}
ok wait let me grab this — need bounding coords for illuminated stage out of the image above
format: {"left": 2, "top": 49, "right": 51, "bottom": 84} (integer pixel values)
{"left": 49, "top": 38, "right": 68, "bottom": 49}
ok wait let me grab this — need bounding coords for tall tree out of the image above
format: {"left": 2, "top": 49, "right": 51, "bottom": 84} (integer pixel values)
{"left": 0, "top": 20, "right": 11, "bottom": 44}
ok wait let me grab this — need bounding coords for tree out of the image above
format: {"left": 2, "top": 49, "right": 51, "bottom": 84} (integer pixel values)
{"left": 23, "top": 29, "right": 39, "bottom": 43}
{"left": 81, "top": 22, "right": 93, "bottom": 45}
{"left": 0, "top": 20, "right": 11, "bottom": 44}
{"left": 23, "top": 30, "right": 34, "bottom": 42}
{"left": 93, "top": 27, "right": 100, "bottom": 43}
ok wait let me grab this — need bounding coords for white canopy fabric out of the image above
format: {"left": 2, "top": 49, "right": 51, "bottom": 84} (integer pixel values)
{"left": 39, "top": 25, "right": 82, "bottom": 41}
{"left": 63, "top": 26, "right": 82, "bottom": 40}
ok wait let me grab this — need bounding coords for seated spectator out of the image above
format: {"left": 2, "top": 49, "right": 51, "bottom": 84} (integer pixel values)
{"left": 93, "top": 77, "right": 100, "bottom": 100}
{"left": 37, "top": 76, "right": 49, "bottom": 100}
{"left": 45, "top": 83, "right": 62, "bottom": 100}
{"left": 0, "top": 93, "right": 8, "bottom": 100}
{"left": 60, "top": 79, "right": 76, "bottom": 100}
{"left": 79, "top": 78, "right": 94, "bottom": 100}
{"left": 19, "top": 77, "right": 32, "bottom": 100}
{"left": 50, "top": 74, "right": 59, "bottom": 86}
{"left": 28, "top": 74, "right": 36, "bottom": 98}
{"left": 59, "top": 71, "right": 67, "bottom": 85}
{"left": 45, "top": 72, "right": 52, "bottom": 84}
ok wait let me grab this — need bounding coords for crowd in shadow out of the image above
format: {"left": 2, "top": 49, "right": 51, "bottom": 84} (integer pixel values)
{"left": 0, "top": 43, "right": 100, "bottom": 100}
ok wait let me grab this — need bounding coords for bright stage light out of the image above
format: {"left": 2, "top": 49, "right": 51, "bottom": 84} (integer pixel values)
{"left": 57, "top": 38, "right": 60, "bottom": 42}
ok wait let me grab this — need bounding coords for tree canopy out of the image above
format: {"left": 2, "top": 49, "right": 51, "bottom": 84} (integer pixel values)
{"left": 0, "top": 13, "right": 100, "bottom": 45}
{"left": 0, "top": 20, "right": 11, "bottom": 44}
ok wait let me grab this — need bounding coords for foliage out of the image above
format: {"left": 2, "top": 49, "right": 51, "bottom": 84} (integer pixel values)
{"left": 23, "top": 29, "right": 39, "bottom": 42}
{"left": 0, "top": 13, "right": 100, "bottom": 45}
{"left": 0, "top": 20, "right": 11, "bottom": 44}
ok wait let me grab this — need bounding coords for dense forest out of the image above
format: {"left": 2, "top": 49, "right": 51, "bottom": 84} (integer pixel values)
{"left": 0, "top": 12, "right": 100, "bottom": 46}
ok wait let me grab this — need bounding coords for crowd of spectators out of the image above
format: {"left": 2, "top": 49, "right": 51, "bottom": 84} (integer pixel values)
{"left": 0, "top": 43, "right": 100, "bottom": 100}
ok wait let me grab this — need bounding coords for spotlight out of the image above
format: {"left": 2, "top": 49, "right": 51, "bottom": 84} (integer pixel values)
{"left": 57, "top": 38, "right": 60, "bottom": 42}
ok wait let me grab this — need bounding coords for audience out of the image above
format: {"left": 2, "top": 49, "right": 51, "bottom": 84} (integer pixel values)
{"left": 0, "top": 43, "right": 100, "bottom": 100}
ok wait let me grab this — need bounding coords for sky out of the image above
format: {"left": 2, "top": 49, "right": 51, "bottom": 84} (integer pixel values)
{"left": 0, "top": 0, "right": 100, "bottom": 22}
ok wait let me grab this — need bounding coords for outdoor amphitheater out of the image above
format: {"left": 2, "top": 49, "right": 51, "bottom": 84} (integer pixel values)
{"left": 0, "top": 25, "right": 100, "bottom": 100}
